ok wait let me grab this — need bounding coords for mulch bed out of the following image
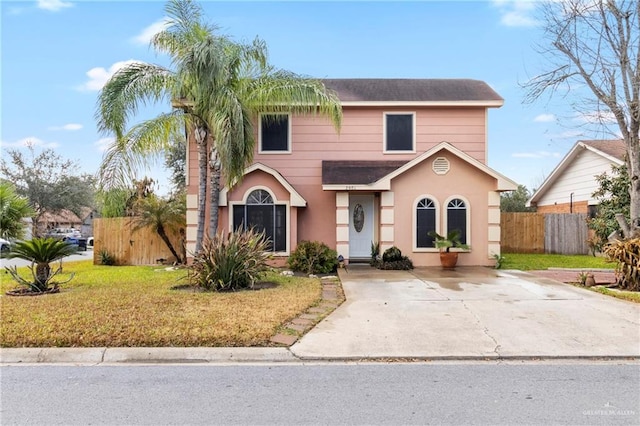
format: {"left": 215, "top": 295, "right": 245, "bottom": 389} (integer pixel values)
{"left": 528, "top": 270, "right": 617, "bottom": 285}
{"left": 5, "top": 287, "right": 61, "bottom": 297}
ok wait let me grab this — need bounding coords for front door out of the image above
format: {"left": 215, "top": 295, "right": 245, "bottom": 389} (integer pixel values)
{"left": 349, "top": 194, "right": 374, "bottom": 259}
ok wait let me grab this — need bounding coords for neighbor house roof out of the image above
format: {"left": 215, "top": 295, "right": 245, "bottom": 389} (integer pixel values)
{"left": 322, "top": 79, "right": 504, "bottom": 107}
{"left": 527, "top": 139, "right": 626, "bottom": 206}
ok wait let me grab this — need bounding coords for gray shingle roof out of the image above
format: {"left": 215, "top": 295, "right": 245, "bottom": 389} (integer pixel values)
{"left": 581, "top": 139, "right": 626, "bottom": 161}
{"left": 322, "top": 160, "right": 407, "bottom": 185}
{"left": 322, "top": 79, "right": 503, "bottom": 103}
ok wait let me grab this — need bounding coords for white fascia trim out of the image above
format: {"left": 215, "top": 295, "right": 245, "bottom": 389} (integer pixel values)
{"left": 375, "top": 141, "right": 518, "bottom": 191}
{"left": 340, "top": 100, "right": 504, "bottom": 107}
{"left": 322, "top": 183, "right": 390, "bottom": 191}
{"left": 220, "top": 162, "right": 307, "bottom": 207}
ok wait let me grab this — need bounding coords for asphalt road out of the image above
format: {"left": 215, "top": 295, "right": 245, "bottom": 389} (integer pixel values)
{"left": 1, "top": 362, "right": 638, "bottom": 425}
{"left": 0, "top": 250, "right": 93, "bottom": 269}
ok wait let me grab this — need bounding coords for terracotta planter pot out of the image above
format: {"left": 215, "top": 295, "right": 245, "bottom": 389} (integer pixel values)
{"left": 439, "top": 251, "right": 459, "bottom": 269}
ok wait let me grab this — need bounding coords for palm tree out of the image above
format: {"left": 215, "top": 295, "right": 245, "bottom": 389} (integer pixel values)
{"left": 132, "top": 194, "right": 186, "bottom": 264}
{"left": 6, "top": 238, "right": 77, "bottom": 292}
{"left": 96, "top": 0, "right": 342, "bottom": 254}
{"left": 0, "top": 181, "right": 34, "bottom": 240}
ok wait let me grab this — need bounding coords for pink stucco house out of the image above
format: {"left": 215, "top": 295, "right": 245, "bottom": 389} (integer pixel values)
{"left": 185, "top": 79, "right": 518, "bottom": 267}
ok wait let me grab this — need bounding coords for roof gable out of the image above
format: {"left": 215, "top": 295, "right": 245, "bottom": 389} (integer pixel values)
{"left": 527, "top": 140, "right": 625, "bottom": 206}
{"left": 322, "top": 142, "right": 518, "bottom": 191}
{"left": 220, "top": 163, "right": 307, "bottom": 207}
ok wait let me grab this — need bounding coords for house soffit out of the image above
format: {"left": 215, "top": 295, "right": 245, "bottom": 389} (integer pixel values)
{"left": 219, "top": 163, "right": 307, "bottom": 207}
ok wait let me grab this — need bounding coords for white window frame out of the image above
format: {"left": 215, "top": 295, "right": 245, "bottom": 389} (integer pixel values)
{"left": 383, "top": 112, "right": 416, "bottom": 154}
{"left": 412, "top": 194, "right": 440, "bottom": 252}
{"left": 258, "top": 113, "right": 292, "bottom": 154}
{"left": 443, "top": 195, "right": 471, "bottom": 250}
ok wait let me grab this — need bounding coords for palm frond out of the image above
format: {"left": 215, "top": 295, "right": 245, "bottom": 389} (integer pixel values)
{"left": 96, "top": 62, "right": 177, "bottom": 137}
{"left": 98, "top": 112, "right": 184, "bottom": 191}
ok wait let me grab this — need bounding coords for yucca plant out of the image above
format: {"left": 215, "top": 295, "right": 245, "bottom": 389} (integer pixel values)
{"left": 189, "top": 228, "right": 271, "bottom": 291}
{"left": 603, "top": 238, "right": 640, "bottom": 291}
{"left": 5, "top": 238, "right": 77, "bottom": 293}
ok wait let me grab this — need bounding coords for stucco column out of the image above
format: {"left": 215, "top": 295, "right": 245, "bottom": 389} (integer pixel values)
{"left": 380, "top": 191, "right": 395, "bottom": 253}
{"left": 335, "top": 192, "right": 349, "bottom": 259}
{"left": 487, "top": 191, "right": 501, "bottom": 258}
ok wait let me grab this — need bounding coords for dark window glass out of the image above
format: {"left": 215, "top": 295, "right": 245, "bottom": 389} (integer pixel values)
{"left": 447, "top": 198, "right": 467, "bottom": 245}
{"left": 416, "top": 198, "right": 436, "bottom": 248}
{"left": 386, "top": 114, "right": 413, "bottom": 151}
{"left": 261, "top": 114, "right": 289, "bottom": 151}
{"left": 587, "top": 204, "right": 598, "bottom": 219}
{"left": 233, "top": 190, "right": 286, "bottom": 252}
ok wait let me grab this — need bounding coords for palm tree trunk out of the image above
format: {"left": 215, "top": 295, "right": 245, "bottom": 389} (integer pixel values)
{"left": 35, "top": 262, "right": 50, "bottom": 291}
{"left": 195, "top": 125, "right": 208, "bottom": 253}
{"left": 209, "top": 147, "right": 221, "bottom": 236}
{"left": 156, "top": 224, "right": 182, "bottom": 264}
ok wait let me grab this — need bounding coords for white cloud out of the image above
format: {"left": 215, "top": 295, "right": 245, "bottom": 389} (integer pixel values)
{"left": 48, "top": 123, "right": 83, "bottom": 131}
{"left": 512, "top": 151, "right": 561, "bottom": 159}
{"left": 77, "top": 60, "right": 140, "bottom": 92}
{"left": 131, "top": 18, "right": 169, "bottom": 46}
{"left": 95, "top": 137, "right": 115, "bottom": 152}
{"left": 37, "top": 0, "right": 73, "bottom": 12}
{"left": 534, "top": 113, "right": 556, "bottom": 123}
{"left": 0, "top": 137, "right": 59, "bottom": 149}
{"left": 491, "top": 0, "right": 538, "bottom": 27}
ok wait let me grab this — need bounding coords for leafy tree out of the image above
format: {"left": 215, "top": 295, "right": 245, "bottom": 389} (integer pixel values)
{"left": 164, "top": 135, "right": 186, "bottom": 196}
{"left": 0, "top": 143, "right": 95, "bottom": 236}
{"left": 500, "top": 185, "right": 535, "bottom": 212}
{"left": 588, "top": 164, "right": 630, "bottom": 249}
{"left": 0, "top": 181, "right": 34, "bottom": 240}
{"left": 96, "top": 0, "right": 341, "bottom": 254}
{"left": 97, "top": 177, "right": 156, "bottom": 218}
{"left": 131, "top": 194, "right": 186, "bottom": 264}
{"left": 524, "top": 0, "right": 639, "bottom": 237}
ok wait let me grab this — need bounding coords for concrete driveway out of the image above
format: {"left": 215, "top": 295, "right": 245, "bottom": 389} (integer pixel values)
{"left": 291, "top": 265, "right": 640, "bottom": 360}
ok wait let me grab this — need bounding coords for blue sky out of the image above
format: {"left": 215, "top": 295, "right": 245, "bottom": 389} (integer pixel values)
{"left": 0, "top": 0, "right": 611, "bottom": 193}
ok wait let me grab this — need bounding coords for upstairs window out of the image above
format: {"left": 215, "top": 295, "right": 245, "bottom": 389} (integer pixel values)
{"left": 384, "top": 113, "right": 415, "bottom": 152}
{"left": 260, "top": 113, "right": 290, "bottom": 153}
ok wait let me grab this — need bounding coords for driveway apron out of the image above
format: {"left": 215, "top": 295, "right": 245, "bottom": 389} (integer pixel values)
{"left": 290, "top": 265, "right": 640, "bottom": 360}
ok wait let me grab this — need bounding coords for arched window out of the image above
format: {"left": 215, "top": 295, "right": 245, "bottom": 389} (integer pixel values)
{"left": 416, "top": 197, "right": 437, "bottom": 248}
{"left": 446, "top": 198, "right": 467, "bottom": 245}
{"left": 233, "top": 189, "right": 286, "bottom": 252}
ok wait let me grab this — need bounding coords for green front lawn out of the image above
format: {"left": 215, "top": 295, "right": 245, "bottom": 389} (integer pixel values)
{"left": 500, "top": 253, "right": 616, "bottom": 271}
{"left": 0, "top": 260, "right": 323, "bottom": 347}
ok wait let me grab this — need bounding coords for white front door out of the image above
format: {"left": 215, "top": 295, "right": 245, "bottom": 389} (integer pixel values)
{"left": 349, "top": 194, "right": 374, "bottom": 259}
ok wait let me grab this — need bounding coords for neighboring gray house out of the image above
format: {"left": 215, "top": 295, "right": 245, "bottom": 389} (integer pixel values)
{"left": 527, "top": 140, "right": 626, "bottom": 215}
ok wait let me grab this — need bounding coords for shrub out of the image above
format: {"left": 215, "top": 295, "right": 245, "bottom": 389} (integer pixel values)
{"left": 5, "top": 238, "right": 76, "bottom": 293}
{"left": 603, "top": 238, "right": 640, "bottom": 291}
{"left": 99, "top": 250, "right": 116, "bottom": 266}
{"left": 288, "top": 240, "right": 338, "bottom": 274}
{"left": 382, "top": 246, "right": 402, "bottom": 262}
{"left": 375, "top": 246, "right": 413, "bottom": 270}
{"left": 189, "top": 228, "right": 271, "bottom": 291}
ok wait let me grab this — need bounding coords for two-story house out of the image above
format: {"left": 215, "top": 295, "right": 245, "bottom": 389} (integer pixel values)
{"left": 184, "top": 79, "right": 518, "bottom": 267}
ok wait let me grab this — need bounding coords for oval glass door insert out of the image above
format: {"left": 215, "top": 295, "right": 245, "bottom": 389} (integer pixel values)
{"left": 353, "top": 203, "right": 365, "bottom": 232}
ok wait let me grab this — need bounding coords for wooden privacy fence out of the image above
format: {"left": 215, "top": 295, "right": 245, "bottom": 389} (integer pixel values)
{"left": 501, "top": 212, "right": 589, "bottom": 255}
{"left": 93, "top": 218, "right": 183, "bottom": 265}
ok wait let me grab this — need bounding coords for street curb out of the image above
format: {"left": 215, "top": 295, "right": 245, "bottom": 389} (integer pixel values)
{"left": 0, "top": 347, "right": 298, "bottom": 364}
{"left": 2, "top": 347, "right": 638, "bottom": 364}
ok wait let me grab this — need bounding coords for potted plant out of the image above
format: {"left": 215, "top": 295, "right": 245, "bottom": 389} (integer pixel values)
{"left": 428, "top": 230, "right": 469, "bottom": 269}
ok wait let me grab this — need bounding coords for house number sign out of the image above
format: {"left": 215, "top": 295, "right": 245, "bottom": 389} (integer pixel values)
{"left": 353, "top": 204, "right": 365, "bottom": 232}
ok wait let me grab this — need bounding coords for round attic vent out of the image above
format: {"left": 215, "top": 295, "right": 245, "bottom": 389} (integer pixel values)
{"left": 432, "top": 157, "right": 450, "bottom": 175}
